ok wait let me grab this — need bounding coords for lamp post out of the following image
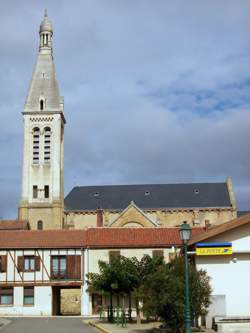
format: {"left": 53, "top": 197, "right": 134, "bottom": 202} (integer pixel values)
{"left": 179, "top": 221, "right": 192, "bottom": 333}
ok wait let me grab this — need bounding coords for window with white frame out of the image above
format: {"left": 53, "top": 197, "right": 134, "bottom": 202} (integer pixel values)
{"left": 51, "top": 256, "right": 66, "bottom": 278}
{"left": 24, "top": 256, "right": 35, "bottom": 271}
{"left": 23, "top": 286, "right": 34, "bottom": 305}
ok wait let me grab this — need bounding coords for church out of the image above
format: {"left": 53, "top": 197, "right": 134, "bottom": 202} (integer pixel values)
{"left": 0, "top": 12, "right": 248, "bottom": 325}
{"left": 17, "top": 12, "right": 237, "bottom": 232}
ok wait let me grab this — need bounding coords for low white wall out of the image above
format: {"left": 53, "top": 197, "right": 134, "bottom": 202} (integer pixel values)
{"left": 196, "top": 253, "right": 250, "bottom": 318}
{"left": 0, "top": 286, "right": 52, "bottom": 316}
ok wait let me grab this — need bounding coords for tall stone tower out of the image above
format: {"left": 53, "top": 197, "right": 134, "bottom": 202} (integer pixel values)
{"left": 19, "top": 11, "right": 65, "bottom": 229}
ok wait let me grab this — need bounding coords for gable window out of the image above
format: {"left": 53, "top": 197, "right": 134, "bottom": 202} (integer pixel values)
{"left": 0, "top": 287, "right": 13, "bottom": 305}
{"left": 23, "top": 287, "right": 34, "bottom": 306}
{"left": 32, "top": 127, "right": 40, "bottom": 164}
{"left": 44, "top": 127, "right": 51, "bottom": 163}
{"left": 44, "top": 185, "right": 49, "bottom": 198}
{"left": 33, "top": 185, "right": 38, "bottom": 199}
{"left": 37, "top": 220, "right": 43, "bottom": 230}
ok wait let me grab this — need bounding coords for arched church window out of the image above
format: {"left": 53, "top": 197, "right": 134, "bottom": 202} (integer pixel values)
{"left": 37, "top": 221, "right": 43, "bottom": 230}
{"left": 32, "top": 127, "right": 40, "bottom": 164}
{"left": 44, "top": 127, "right": 51, "bottom": 163}
{"left": 40, "top": 99, "right": 44, "bottom": 111}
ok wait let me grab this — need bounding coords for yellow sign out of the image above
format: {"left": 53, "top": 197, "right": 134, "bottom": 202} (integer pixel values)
{"left": 196, "top": 247, "right": 232, "bottom": 256}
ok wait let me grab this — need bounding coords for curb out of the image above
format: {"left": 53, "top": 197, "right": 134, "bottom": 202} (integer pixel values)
{"left": 88, "top": 320, "right": 112, "bottom": 333}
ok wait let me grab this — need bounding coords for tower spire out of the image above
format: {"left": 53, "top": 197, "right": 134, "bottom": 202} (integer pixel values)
{"left": 39, "top": 10, "right": 53, "bottom": 53}
{"left": 19, "top": 12, "right": 65, "bottom": 230}
{"left": 24, "top": 11, "right": 62, "bottom": 112}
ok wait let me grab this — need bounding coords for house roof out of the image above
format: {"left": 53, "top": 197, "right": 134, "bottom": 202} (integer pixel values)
{"left": 0, "top": 230, "right": 86, "bottom": 249}
{"left": 0, "top": 227, "right": 204, "bottom": 249}
{"left": 189, "top": 213, "right": 250, "bottom": 245}
{"left": 64, "top": 182, "right": 231, "bottom": 212}
{"left": 0, "top": 220, "right": 30, "bottom": 230}
{"left": 84, "top": 227, "right": 204, "bottom": 248}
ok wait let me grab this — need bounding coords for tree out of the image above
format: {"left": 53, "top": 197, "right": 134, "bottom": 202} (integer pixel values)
{"left": 87, "top": 254, "right": 164, "bottom": 323}
{"left": 87, "top": 255, "right": 140, "bottom": 321}
{"left": 140, "top": 256, "right": 211, "bottom": 333}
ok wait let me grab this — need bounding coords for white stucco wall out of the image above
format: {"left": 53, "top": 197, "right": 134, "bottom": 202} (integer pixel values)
{"left": 195, "top": 223, "right": 250, "bottom": 321}
{"left": 0, "top": 286, "right": 52, "bottom": 316}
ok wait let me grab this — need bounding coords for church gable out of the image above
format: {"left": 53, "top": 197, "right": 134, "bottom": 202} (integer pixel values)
{"left": 109, "top": 201, "right": 159, "bottom": 228}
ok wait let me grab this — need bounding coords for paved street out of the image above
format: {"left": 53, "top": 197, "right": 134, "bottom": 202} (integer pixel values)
{"left": 0, "top": 318, "right": 98, "bottom": 333}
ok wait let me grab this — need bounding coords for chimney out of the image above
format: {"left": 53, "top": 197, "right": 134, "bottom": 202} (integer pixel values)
{"left": 205, "top": 219, "right": 211, "bottom": 231}
{"left": 97, "top": 208, "right": 103, "bottom": 227}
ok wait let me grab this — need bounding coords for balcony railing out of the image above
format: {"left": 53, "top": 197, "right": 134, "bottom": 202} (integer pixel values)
{"left": 51, "top": 268, "right": 67, "bottom": 279}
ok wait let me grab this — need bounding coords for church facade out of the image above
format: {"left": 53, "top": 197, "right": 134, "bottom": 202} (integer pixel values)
{"left": 18, "top": 12, "right": 237, "bottom": 231}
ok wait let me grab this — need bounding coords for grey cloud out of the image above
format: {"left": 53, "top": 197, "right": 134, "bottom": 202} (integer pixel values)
{"left": 0, "top": 0, "right": 250, "bottom": 218}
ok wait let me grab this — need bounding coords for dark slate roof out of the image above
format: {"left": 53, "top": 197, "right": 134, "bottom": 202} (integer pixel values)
{"left": 64, "top": 182, "right": 231, "bottom": 212}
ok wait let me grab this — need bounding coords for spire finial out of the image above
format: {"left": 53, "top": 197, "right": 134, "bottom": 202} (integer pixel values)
{"left": 44, "top": 9, "right": 48, "bottom": 18}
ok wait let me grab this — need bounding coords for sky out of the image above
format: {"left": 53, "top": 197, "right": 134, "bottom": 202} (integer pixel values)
{"left": 0, "top": 0, "right": 249, "bottom": 218}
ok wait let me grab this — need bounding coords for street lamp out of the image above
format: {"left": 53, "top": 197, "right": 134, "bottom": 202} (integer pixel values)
{"left": 179, "top": 221, "right": 192, "bottom": 333}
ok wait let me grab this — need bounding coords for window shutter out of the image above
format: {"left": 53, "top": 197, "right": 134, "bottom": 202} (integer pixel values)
{"left": 109, "top": 251, "right": 120, "bottom": 258}
{"left": 35, "top": 256, "right": 40, "bottom": 271}
{"left": 0, "top": 255, "right": 7, "bottom": 272}
{"left": 17, "top": 256, "right": 24, "bottom": 272}
{"left": 152, "top": 250, "right": 164, "bottom": 257}
{"left": 67, "top": 255, "right": 81, "bottom": 279}
{"left": 0, "top": 287, "right": 13, "bottom": 295}
{"left": 24, "top": 287, "right": 34, "bottom": 297}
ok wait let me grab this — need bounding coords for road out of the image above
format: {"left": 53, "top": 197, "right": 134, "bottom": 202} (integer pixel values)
{"left": 1, "top": 318, "right": 98, "bottom": 333}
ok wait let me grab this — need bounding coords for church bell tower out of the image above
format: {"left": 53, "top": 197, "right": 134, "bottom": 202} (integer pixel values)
{"left": 19, "top": 11, "right": 65, "bottom": 229}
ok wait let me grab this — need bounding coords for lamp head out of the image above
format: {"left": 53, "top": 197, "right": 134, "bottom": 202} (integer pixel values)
{"left": 179, "top": 221, "right": 192, "bottom": 243}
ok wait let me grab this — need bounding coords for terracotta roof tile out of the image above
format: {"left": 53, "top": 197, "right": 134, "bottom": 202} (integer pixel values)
{"left": 0, "top": 227, "right": 204, "bottom": 249}
{"left": 85, "top": 227, "right": 203, "bottom": 248}
{"left": 0, "top": 220, "right": 30, "bottom": 230}
{"left": 0, "top": 230, "right": 86, "bottom": 249}
{"left": 189, "top": 213, "right": 250, "bottom": 245}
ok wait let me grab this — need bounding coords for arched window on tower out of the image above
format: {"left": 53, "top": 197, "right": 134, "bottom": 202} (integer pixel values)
{"left": 37, "top": 221, "right": 43, "bottom": 230}
{"left": 40, "top": 99, "right": 44, "bottom": 111}
{"left": 44, "top": 127, "right": 51, "bottom": 163}
{"left": 32, "top": 127, "right": 40, "bottom": 164}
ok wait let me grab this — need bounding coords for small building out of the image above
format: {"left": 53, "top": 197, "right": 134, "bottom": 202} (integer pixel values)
{"left": 0, "top": 227, "right": 202, "bottom": 316}
{"left": 189, "top": 213, "right": 250, "bottom": 329}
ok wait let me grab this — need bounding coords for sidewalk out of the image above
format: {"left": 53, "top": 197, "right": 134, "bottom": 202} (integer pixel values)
{"left": 87, "top": 320, "right": 215, "bottom": 333}
{"left": 0, "top": 318, "right": 11, "bottom": 330}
